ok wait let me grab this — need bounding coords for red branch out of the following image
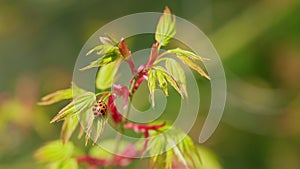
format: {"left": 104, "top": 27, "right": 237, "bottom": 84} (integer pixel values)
{"left": 76, "top": 144, "right": 138, "bottom": 168}
{"left": 124, "top": 122, "right": 166, "bottom": 152}
{"left": 77, "top": 155, "right": 109, "bottom": 167}
{"left": 124, "top": 122, "right": 166, "bottom": 133}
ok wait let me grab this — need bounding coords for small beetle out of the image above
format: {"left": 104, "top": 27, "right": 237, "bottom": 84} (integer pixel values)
{"left": 92, "top": 100, "right": 107, "bottom": 117}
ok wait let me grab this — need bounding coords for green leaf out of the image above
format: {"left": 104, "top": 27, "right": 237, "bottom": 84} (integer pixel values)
{"left": 46, "top": 162, "right": 61, "bottom": 169}
{"left": 181, "top": 135, "right": 202, "bottom": 169}
{"left": 197, "top": 146, "right": 222, "bottom": 169}
{"left": 61, "top": 115, "right": 79, "bottom": 144}
{"left": 96, "top": 59, "right": 121, "bottom": 90}
{"left": 74, "top": 92, "right": 96, "bottom": 114}
{"left": 38, "top": 89, "right": 72, "bottom": 106}
{"left": 50, "top": 102, "right": 75, "bottom": 123}
{"left": 155, "top": 7, "right": 176, "bottom": 46}
{"left": 86, "top": 44, "right": 118, "bottom": 56}
{"left": 167, "top": 48, "right": 210, "bottom": 80}
{"left": 153, "top": 66, "right": 183, "bottom": 97}
{"left": 177, "top": 55, "right": 210, "bottom": 80}
{"left": 165, "top": 58, "right": 188, "bottom": 98}
{"left": 168, "top": 48, "right": 208, "bottom": 61}
{"left": 50, "top": 92, "right": 96, "bottom": 123}
{"left": 85, "top": 117, "right": 107, "bottom": 145}
{"left": 72, "top": 82, "right": 86, "bottom": 97}
{"left": 61, "top": 159, "right": 78, "bottom": 169}
{"left": 148, "top": 69, "right": 156, "bottom": 107}
{"left": 165, "top": 149, "right": 173, "bottom": 169}
{"left": 80, "top": 53, "right": 119, "bottom": 71}
{"left": 156, "top": 70, "right": 168, "bottom": 96}
{"left": 38, "top": 83, "right": 85, "bottom": 105}
{"left": 148, "top": 133, "right": 166, "bottom": 167}
{"left": 148, "top": 125, "right": 202, "bottom": 169}
{"left": 34, "top": 140, "right": 74, "bottom": 163}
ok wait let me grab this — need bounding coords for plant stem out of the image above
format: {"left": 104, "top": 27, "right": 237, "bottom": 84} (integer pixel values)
{"left": 113, "top": 124, "right": 124, "bottom": 154}
{"left": 113, "top": 88, "right": 134, "bottom": 154}
{"left": 123, "top": 97, "right": 133, "bottom": 123}
{"left": 157, "top": 50, "right": 168, "bottom": 59}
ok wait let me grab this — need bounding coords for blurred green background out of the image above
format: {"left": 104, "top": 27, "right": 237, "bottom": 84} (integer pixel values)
{"left": 1, "top": 0, "right": 300, "bottom": 168}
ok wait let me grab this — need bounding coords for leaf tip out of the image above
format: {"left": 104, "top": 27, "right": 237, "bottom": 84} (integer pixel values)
{"left": 79, "top": 67, "right": 87, "bottom": 71}
{"left": 37, "top": 102, "right": 45, "bottom": 106}
{"left": 50, "top": 119, "right": 56, "bottom": 124}
{"left": 164, "top": 6, "right": 171, "bottom": 14}
{"left": 204, "top": 74, "right": 211, "bottom": 80}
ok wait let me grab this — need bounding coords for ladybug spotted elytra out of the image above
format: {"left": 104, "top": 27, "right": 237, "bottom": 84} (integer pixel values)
{"left": 92, "top": 100, "right": 107, "bottom": 117}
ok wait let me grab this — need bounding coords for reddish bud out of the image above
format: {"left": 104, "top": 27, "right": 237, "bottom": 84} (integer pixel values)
{"left": 118, "top": 38, "right": 131, "bottom": 58}
{"left": 146, "top": 42, "right": 159, "bottom": 68}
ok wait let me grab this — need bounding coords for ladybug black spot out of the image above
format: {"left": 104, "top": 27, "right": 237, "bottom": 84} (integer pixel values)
{"left": 92, "top": 100, "right": 107, "bottom": 117}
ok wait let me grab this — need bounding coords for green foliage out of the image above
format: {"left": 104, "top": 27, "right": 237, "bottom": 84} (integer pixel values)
{"left": 35, "top": 6, "right": 213, "bottom": 169}
{"left": 86, "top": 44, "right": 118, "bottom": 56}
{"left": 80, "top": 53, "right": 120, "bottom": 71}
{"left": 50, "top": 92, "right": 96, "bottom": 123}
{"left": 38, "top": 88, "right": 72, "bottom": 106}
{"left": 156, "top": 69, "right": 168, "bottom": 96}
{"left": 167, "top": 48, "right": 206, "bottom": 61}
{"left": 165, "top": 58, "right": 188, "bottom": 97}
{"left": 155, "top": 7, "right": 176, "bottom": 47}
{"left": 61, "top": 115, "right": 79, "bottom": 144}
{"left": 40, "top": 89, "right": 109, "bottom": 144}
{"left": 35, "top": 141, "right": 79, "bottom": 169}
{"left": 147, "top": 125, "right": 202, "bottom": 169}
{"left": 197, "top": 146, "right": 222, "bottom": 169}
{"left": 153, "top": 66, "right": 184, "bottom": 97}
{"left": 96, "top": 59, "right": 122, "bottom": 90}
{"left": 85, "top": 117, "right": 107, "bottom": 145}
{"left": 38, "top": 83, "right": 85, "bottom": 105}
{"left": 34, "top": 140, "right": 74, "bottom": 163}
{"left": 148, "top": 69, "right": 156, "bottom": 107}
{"left": 60, "top": 159, "right": 78, "bottom": 169}
{"left": 178, "top": 55, "right": 210, "bottom": 80}
{"left": 167, "top": 48, "right": 210, "bottom": 79}
{"left": 165, "top": 149, "right": 173, "bottom": 169}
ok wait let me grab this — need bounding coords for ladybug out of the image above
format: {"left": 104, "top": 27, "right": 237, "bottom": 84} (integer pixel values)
{"left": 92, "top": 100, "right": 107, "bottom": 117}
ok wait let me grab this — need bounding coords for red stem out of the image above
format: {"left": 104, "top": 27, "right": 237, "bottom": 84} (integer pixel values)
{"left": 126, "top": 57, "right": 137, "bottom": 74}
{"left": 77, "top": 155, "right": 109, "bottom": 167}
